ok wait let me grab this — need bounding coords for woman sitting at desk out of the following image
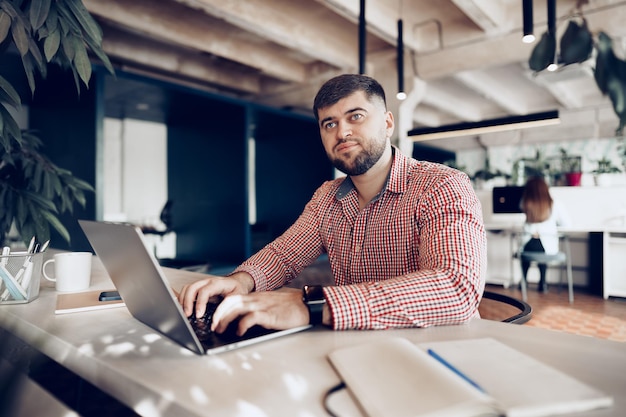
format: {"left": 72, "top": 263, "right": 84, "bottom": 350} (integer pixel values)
{"left": 520, "top": 177, "right": 571, "bottom": 292}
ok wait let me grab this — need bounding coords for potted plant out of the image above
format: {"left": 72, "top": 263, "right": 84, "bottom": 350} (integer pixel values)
{"left": 559, "top": 149, "right": 582, "bottom": 186}
{"left": 592, "top": 157, "right": 622, "bottom": 187}
{"left": 529, "top": 6, "right": 626, "bottom": 135}
{"left": 0, "top": 0, "right": 113, "bottom": 246}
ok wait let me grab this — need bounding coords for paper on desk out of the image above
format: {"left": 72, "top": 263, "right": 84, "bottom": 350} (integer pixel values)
{"left": 419, "top": 338, "right": 614, "bottom": 417}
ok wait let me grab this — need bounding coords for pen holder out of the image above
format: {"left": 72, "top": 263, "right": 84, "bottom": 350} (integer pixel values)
{"left": 0, "top": 251, "right": 44, "bottom": 304}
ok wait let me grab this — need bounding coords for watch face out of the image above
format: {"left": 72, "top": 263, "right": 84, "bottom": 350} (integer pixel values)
{"left": 304, "top": 285, "right": 325, "bottom": 302}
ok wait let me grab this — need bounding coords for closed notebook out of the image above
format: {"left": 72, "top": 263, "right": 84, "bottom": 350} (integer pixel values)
{"left": 55, "top": 289, "right": 125, "bottom": 314}
{"left": 327, "top": 337, "right": 613, "bottom": 417}
{"left": 328, "top": 337, "right": 501, "bottom": 417}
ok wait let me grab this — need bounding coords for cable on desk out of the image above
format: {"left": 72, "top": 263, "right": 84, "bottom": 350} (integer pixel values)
{"left": 323, "top": 381, "right": 346, "bottom": 417}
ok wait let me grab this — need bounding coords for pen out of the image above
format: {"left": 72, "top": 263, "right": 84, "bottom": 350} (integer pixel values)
{"left": 427, "top": 348, "right": 486, "bottom": 393}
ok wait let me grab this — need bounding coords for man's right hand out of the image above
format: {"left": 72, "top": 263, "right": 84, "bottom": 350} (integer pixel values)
{"left": 177, "top": 272, "right": 255, "bottom": 318}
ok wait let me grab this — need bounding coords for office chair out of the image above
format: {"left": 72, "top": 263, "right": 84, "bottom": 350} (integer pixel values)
{"left": 518, "top": 234, "right": 574, "bottom": 304}
{"left": 480, "top": 290, "right": 532, "bottom": 324}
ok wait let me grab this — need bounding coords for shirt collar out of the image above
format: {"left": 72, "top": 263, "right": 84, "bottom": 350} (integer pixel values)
{"left": 335, "top": 146, "right": 409, "bottom": 201}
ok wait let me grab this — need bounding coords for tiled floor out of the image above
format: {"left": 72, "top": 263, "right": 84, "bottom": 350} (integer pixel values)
{"left": 483, "top": 283, "right": 626, "bottom": 342}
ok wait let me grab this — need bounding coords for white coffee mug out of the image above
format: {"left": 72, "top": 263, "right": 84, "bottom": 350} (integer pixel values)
{"left": 43, "top": 252, "right": 92, "bottom": 292}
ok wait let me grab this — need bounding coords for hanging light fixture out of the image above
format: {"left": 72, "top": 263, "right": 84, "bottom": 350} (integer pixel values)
{"left": 546, "top": 0, "right": 558, "bottom": 71}
{"left": 359, "top": 0, "right": 366, "bottom": 74}
{"left": 396, "top": 18, "right": 406, "bottom": 100}
{"left": 408, "top": 110, "right": 560, "bottom": 141}
{"left": 522, "top": 0, "right": 535, "bottom": 43}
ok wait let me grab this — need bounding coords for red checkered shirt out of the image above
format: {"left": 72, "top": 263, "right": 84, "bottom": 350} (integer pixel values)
{"left": 234, "top": 149, "right": 486, "bottom": 330}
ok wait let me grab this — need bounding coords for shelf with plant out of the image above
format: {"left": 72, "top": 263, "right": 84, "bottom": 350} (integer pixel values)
{"left": 0, "top": 0, "right": 113, "bottom": 246}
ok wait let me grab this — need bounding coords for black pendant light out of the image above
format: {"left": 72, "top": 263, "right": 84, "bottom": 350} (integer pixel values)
{"left": 522, "top": 0, "right": 535, "bottom": 43}
{"left": 397, "top": 19, "right": 406, "bottom": 100}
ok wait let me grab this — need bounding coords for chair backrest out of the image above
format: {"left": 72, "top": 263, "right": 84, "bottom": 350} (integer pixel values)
{"left": 479, "top": 291, "right": 532, "bottom": 324}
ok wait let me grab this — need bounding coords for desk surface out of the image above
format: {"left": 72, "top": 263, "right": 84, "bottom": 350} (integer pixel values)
{"left": 484, "top": 222, "right": 626, "bottom": 234}
{"left": 1, "top": 255, "right": 625, "bottom": 417}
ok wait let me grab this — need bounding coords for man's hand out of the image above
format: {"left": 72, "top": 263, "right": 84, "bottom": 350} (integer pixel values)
{"left": 211, "top": 288, "right": 309, "bottom": 336}
{"left": 178, "top": 272, "right": 254, "bottom": 317}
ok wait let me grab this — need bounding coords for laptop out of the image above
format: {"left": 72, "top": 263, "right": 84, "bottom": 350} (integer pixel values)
{"left": 78, "top": 220, "right": 311, "bottom": 355}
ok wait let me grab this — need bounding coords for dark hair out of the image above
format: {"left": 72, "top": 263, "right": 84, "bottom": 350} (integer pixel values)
{"left": 313, "top": 74, "right": 387, "bottom": 120}
{"left": 521, "top": 176, "right": 553, "bottom": 223}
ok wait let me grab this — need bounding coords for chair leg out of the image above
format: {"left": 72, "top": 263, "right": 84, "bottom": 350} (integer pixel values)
{"left": 520, "top": 274, "right": 528, "bottom": 302}
{"left": 564, "top": 237, "right": 574, "bottom": 304}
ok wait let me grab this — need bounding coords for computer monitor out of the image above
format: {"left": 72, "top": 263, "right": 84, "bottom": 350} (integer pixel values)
{"left": 492, "top": 186, "right": 524, "bottom": 214}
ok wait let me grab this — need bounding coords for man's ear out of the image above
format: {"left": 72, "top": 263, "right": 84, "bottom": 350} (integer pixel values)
{"left": 385, "top": 111, "right": 395, "bottom": 138}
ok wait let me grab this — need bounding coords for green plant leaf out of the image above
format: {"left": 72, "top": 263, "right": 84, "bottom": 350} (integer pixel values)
{"left": 44, "top": 3, "right": 58, "bottom": 34}
{"left": 19, "top": 52, "right": 37, "bottom": 94}
{"left": 28, "top": 36, "right": 47, "bottom": 74}
{"left": 43, "top": 28, "right": 61, "bottom": 61}
{"left": 23, "top": 190, "right": 57, "bottom": 212}
{"left": 0, "top": 75, "right": 22, "bottom": 108}
{"left": 29, "top": 0, "right": 51, "bottom": 31}
{"left": 69, "top": 177, "right": 94, "bottom": 191}
{"left": 61, "top": 32, "right": 76, "bottom": 61}
{"left": 84, "top": 35, "right": 114, "bottom": 75}
{"left": 0, "top": 1, "right": 19, "bottom": 19}
{"left": 10, "top": 16, "right": 29, "bottom": 56}
{"left": 0, "top": 10, "right": 10, "bottom": 44}
{"left": 529, "top": 32, "right": 556, "bottom": 72}
{"left": 33, "top": 162, "right": 43, "bottom": 192}
{"left": 64, "top": 0, "right": 102, "bottom": 43}
{"left": 55, "top": 2, "right": 81, "bottom": 35}
{"left": 72, "top": 39, "right": 91, "bottom": 86}
{"left": 16, "top": 194, "right": 27, "bottom": 226}
{"left": 41, "top": 209, "right": 70, "bottom": 243}
{"left": 0, "top": 105, "right": 22, "bottom": 146}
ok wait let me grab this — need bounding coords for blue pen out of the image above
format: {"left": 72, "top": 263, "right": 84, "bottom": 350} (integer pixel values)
{"left": 427, "top": 348, "right": 486, "bottom": 393}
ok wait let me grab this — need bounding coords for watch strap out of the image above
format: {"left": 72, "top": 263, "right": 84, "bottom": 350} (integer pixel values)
{"left": 302, "top": 285, "right": 326, "bottom": 325}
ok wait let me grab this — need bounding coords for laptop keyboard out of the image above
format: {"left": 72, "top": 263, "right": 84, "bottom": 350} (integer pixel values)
{"left": 188, "top": 302, "right": 218, "bottom": 341}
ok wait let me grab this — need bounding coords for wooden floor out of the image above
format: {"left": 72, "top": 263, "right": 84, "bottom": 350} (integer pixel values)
{"left": 483, "top": 283, "right": 626, "bottom": 342}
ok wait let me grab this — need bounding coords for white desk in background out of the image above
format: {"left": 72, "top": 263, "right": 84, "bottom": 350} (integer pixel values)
{"left": 1, "top": 255, "right": 625, "bottom": 417}
{"left": 484, "top": 222, "right": 626, "bottom": 299}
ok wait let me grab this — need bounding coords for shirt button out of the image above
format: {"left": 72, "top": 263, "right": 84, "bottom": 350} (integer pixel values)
{"left": 354, "top": 244, "right": 361, "bottom": 252}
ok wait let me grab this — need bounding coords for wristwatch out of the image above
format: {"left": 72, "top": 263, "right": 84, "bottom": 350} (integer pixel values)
{"left": 302, "top": 285, "right": 326, "bottom": 325}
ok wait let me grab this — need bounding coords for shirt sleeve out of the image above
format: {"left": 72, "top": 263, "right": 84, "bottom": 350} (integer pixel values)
{"left": 324, "top": 171, "right": 487, "bottom": 330}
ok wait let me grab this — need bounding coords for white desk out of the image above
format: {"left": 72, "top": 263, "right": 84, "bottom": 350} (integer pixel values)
{"left": 484, "top": 223, "right": 626, "bottom": 299}
{"left": 1, "top": 255, "right": 625, "bottom": 416}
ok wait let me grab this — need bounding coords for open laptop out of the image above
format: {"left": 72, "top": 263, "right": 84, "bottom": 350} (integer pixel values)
{"left": 78, "top": 220, "right": 311, "bottom": 355}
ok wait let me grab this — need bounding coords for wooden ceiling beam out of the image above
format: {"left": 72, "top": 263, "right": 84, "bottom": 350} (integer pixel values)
{"left": 83, "top": 0, "right": 308, "bottom": 82}
{"left": 174, "top": 0, "right": 359, "bottom": 69}
{"left": 100, "top": 25, "right": 262, "bottom": 94}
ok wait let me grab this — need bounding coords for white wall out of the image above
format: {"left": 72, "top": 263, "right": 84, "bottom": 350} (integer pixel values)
{"left": 103, "top": 118, "right": 174, "bottom": 258}
{"left": 103, "top": 118, "right": 168, "bottom": 226}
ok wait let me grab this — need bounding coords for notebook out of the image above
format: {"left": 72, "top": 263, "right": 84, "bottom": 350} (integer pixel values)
{"left": 326, "top": 337, "right": 613, "bottom": 417}
{"left": 78, "top": 220, "right": 310, "bottom": 355}
{"left": 55, "top": 289, "right": 125, "bottom": 314}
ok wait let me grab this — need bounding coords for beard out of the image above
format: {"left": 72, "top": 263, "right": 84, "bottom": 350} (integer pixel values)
{"left": 329, "top": 136, "right": 386, "bottom": 176}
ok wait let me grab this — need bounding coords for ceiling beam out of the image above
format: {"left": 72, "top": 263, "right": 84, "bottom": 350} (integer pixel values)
{"left": 420, "top": 86, "right": 485, "bottom": 121}
{"left": 454, "top": 71, "right": 530, "bottom": 115}
{"left": 451, "top": 0, "right": 513, "bottom": 34}
{"left": 175, "top": 0, "right": 360, "bottom": 70}
{"left": 99, "top": 25, "right": 262, "bottom": 94}
{"left": 84, "top": 0, "right": 308, "bottom": 82}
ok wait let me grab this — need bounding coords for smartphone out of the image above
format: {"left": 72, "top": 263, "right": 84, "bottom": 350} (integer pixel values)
{"left": 99, "top": 290, "right": 122, "bottom": 302}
